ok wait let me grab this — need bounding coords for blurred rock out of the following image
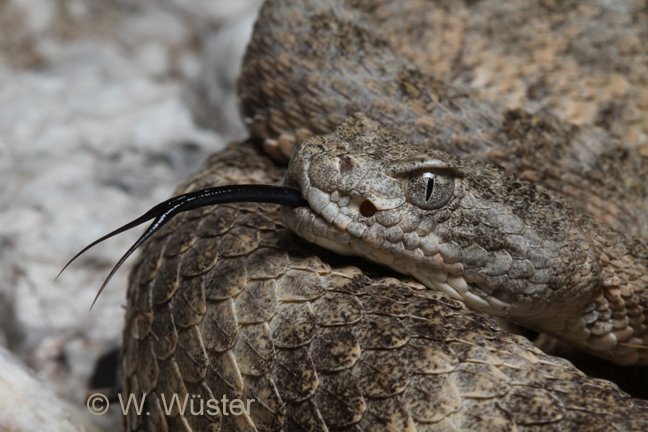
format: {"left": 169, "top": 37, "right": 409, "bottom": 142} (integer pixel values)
{"left": 186, "top": 2, "right": 261, "bottom": 139}
{"left": 0, "top": 0, "right": 260, "bottom": 429}
{"left": 0, "top": 346, "right": 101, "bottom": 432}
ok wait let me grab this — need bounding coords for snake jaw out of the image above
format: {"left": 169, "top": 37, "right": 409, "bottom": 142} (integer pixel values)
{"left": 284, "top": 193, "right": 509, "bottom": 318}
{"left": 284, "top": 170, "right": 498, "bottom": 312}
{"left": 284, "top": 178, "right": 514, "bottom": 318}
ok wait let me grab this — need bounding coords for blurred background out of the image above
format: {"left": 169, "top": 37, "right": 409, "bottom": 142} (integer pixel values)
{"left": 0, "top": 0, "right": 262, "bottom": 429}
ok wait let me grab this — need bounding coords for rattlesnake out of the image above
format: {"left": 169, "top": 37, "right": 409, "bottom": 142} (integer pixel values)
{"left": 101, "top": 0, "right": 648, "bottom": 430}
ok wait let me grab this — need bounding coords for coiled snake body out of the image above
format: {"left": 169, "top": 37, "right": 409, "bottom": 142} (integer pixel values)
{"left": 122, "top": 0, "right": 648, "bottom": 430}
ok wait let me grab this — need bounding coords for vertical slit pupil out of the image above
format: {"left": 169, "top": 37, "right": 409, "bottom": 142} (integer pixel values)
{"left": 425, "top": 176, "right": 435, "bottom": 201}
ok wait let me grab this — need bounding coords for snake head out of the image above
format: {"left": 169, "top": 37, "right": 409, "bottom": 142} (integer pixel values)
{"left": 282, "top": 113, "right": 601, "bottom": 336}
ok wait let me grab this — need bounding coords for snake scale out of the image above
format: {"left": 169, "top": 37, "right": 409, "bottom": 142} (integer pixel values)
{"left": 120, "top": 0, "right": 648, "bottom": 430}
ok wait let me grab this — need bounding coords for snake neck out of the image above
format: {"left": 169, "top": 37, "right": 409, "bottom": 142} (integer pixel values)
{"left": 577, "top": 235, "right": 648, "bottom": 365}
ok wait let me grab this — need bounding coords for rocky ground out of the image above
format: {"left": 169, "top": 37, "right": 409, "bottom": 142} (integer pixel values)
{"left": 0, "top": 0, "right": 260, "bottom": 429}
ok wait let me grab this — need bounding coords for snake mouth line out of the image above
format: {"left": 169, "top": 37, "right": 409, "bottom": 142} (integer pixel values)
{"left": 282, "top": 183, "right": 513, "bottom": 317}
{"left": 58, "top": 184, "right": 306, "bottom": 308}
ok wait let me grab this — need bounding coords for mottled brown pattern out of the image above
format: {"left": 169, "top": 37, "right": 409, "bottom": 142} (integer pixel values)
{"left": 339, "top": 1, "right": 647, "bottom": 138}
{"left": 240, "top": 0, "right": 648, "bottom": 236}
{"left": 124, "top": 143, "right": 648, "bottom": 431}
{"left": 123, "top": 0, "right": 648, "bottom": 430}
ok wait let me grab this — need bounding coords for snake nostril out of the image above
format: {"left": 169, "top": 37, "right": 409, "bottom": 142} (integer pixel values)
{"left": 359, "top": 200, "right": 377, "bottom": 217}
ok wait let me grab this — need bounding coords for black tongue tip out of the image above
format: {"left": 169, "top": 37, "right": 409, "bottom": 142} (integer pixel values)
{"left": 56, "top": 184, "right": 306, "bottom": 309}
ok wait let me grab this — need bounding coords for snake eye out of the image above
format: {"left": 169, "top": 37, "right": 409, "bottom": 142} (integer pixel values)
{"left": 405, "top": 172, "right": 454, "bottom": 210}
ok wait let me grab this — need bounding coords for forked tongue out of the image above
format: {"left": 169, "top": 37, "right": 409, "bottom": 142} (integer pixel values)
{"left": 56, "top": 185, "right": 306, "bottom": 309}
